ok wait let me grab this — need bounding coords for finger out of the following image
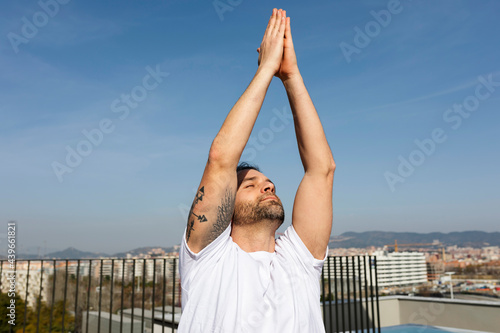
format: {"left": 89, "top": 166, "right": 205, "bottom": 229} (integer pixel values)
{"left": 285, "top": 17, "right": 292, "bottom": 40}
{"left": 263, "top": 10, "right": 273, "bottom": 39}
{"left": 278, "top": 10, "right": 286, "bottom": 36}
{"left": 272, "top": 9, "right": 282, "bottom": 36}
{"left": 267, "top": 8, "right": 277, "bottom": 37}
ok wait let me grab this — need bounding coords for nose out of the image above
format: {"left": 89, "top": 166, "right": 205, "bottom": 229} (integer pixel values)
{"left": 262, "top": 182, "right": 275, "bottom": 194}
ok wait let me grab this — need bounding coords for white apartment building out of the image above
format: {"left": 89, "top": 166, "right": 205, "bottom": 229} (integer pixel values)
{"left": 110, "top": 257, "right": 178, "bottom": 283}
{"left": 1, "top": 261, "right": 51, "bottom": 307}
{"left": 322, "top": 251, "right": 427, "bottom": 288}
{"left": 371, "top": 250, "right": 427, "bottom": 287}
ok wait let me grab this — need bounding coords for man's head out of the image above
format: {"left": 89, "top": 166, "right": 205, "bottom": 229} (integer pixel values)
{"left": 233, "top": 162, "right": 285, "bottom": 229}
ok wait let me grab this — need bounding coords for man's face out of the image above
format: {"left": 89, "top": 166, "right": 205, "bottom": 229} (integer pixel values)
{"left": 233, "top": 169, "right": 285, "bottom": 227}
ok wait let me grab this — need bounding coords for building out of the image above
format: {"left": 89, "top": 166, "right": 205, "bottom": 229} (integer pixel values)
{"left": 1, "top": 261, "right": 51, "bottom": 307}
{"left": 372, "top": 250, "right": 427, "bottom": 287}
{"left": 322, "top": 251, "right": 427, "bottom": 288}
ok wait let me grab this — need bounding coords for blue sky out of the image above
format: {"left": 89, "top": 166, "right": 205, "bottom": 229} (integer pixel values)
{"left": 1, "top": 0, "right": 499, "bottom": 254}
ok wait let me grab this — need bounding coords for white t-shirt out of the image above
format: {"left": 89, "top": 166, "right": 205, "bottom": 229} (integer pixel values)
{"left": 178, "top": 223, "right": 327, "bottom": 333}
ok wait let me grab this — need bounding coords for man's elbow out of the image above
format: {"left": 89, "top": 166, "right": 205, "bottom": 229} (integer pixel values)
{"left": 305, "top": 157, "right": 336, "bottom": 178}
{"left": 320, "top": 150, "right": 336, "bottom": 174}
{"left": 208, "top": 139, "right": 237, "bottom": 169}
{"left": 328, "top": 157, "right": 336, "bottom": 174}
{"left": 323, "top": 156, "right": 336, "bottom": 178}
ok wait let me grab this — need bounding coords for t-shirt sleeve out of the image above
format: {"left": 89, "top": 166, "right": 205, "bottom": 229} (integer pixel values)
{"left": 179, "top": 222, "right": 232, "bottom": 290}
{"left": 276, "top": 224, "right": 328, "bottom": 277}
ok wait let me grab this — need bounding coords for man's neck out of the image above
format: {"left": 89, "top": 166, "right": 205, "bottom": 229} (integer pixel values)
{"left": 231, "top": 222, "right": 277, "bottom": 253}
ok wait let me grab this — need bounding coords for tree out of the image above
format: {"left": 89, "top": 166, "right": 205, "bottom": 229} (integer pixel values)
{"left": 0, "top": 292, "right": 75, "bottom": 333}
{"left": 22, "top": 299, "right": 75, "bottom": 333}
{"left": 0, "top": 291, "right": 27, "bottom": 333}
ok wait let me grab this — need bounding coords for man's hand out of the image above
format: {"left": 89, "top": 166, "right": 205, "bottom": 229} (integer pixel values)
{"left": 277, "top": 15, "right": 300, "bottom": 81}
{"left": 258, "top": 11, "right": 300, "bottom": 81}
{"left": 257, "top": 8, "right": 286, "bottom": 76}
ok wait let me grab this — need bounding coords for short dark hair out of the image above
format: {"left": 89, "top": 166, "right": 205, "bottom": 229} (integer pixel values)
{"left": 236, "top": 162, "right": 260, "bottom": 173}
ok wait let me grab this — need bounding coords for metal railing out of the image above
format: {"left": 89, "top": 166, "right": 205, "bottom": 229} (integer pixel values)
{"left": 321, "top": 255, "right": 381, "bottom": 333}
{"left": 1, "top": 258, "right": 180, "bottom": 333}
{"left": 1, "top": 256, "right": 379, "bottom": 332}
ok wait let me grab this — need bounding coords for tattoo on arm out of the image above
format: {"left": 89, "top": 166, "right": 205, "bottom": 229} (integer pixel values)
{"left": 208, "top": 189, "right": 235, "bottom": 243}
{"left": 186, "top": 186, "right": 235, "bottom": 246}
{"left": 192, "top": 212, "right": 207, "bottom": 222}
{"left": 186, "top": 220, "right": 195, "bottom": 242}
{"left": 186, "top": 186, "right": 206, "bottom": 242}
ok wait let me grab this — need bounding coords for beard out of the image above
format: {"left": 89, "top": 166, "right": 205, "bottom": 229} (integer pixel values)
{"left": 232, "top": 194, "right": 285, "bottom": 228}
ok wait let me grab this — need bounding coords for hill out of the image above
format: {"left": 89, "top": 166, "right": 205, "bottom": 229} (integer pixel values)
{"left": 330, "top": 231, "right": 500, "bottom": 248}
{"left": 18, "top": 247, "right": 109, "bottom": 259}
{"left": 15, "top": 246, "right": 175, "bottom": 259}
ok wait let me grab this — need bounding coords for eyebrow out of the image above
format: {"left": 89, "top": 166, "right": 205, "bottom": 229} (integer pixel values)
{"left": 241, "top": 177, "right": 257, "bottom": 184}
{"left": 240, "top": 177, "right": 275, "bottom": 186}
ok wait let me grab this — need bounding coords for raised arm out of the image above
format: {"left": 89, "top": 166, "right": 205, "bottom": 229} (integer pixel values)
{"left": 278, "top": 15, "right": 336, "bottom": 259}
{"left": 186, "top": 8, "right": 287, "bottom": 253}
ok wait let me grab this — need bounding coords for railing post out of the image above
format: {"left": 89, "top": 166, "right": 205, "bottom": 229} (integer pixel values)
{"left": 49, "top": 260, "right": 56, "bottom": 333}
{"left": 369, "top": 256, "right": 375, "bottom": 333}
{"left": 363, "top": 256, "right": 369, "bottom": 332}
{"left": 86, "top": 260, "right": 92, "bottom": 333}
{"left": 120, "top": 259, "right": 125, "bottom": 333}
{"left": 131, "top": 259, "right": 136, "bottom": 333}
{"left": 321, "top": 262, "right": 326, "bottom": 328}
{"left": 109, "top": 259, "right": 115, "bottom": 333}
{"left": 37, "top": 259, "right": 44, "bottom": 333}
{"left": 62, "top": 260, "right": 69, "bottom": 332}
{"left": 374, "top": 256, "right": 381, "bottom": 333}
{"left": 340, "top": 257, "right": 345, "bottom": 333}
{"left": 327, "top": 256, "right": 333, "bottom": 332}
{"left": 172, "top": 258, "right": 176, "bottom": 333}
{"left": 98, "top": 259, "right": 104, "bottom": 333}
{"left": 334, "top": 257, "right": 339, "bottom": 333}
{"left": 141, "top": 259, "right": 146, "bottom": 332}
{"left": 357, "top": 256, "right": 363, "bottom": 332}
{"left": 162, "top": 258, "right": 166, "bottom": 333}
{"left": 352, "top": 256, "right": 358, "bottom": 333}
{"left": 23, "top": 260, "right": 31, "bottom": 332}
{"left": 346, "top": 257, "right": 351, "bottom": 333}
{"left": 152, "top": 259, "right": 156, "bottom": 332}
{"left": 75, "top": 259, "right": 81, "bottom": 332}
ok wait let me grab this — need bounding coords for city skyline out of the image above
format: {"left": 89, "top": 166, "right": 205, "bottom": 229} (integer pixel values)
{"left": 1, "top": 1, "right": 499, "bottom": 254}
{"left": 11, "top": 229, "right": 500, "bottom": 257}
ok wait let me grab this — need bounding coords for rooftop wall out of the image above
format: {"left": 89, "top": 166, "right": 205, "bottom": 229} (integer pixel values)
{"left": 380, "top": 296, "right": 500, "bottom": 332}
{"left": 322, "top": 296, "right": 499, "bottom": 332}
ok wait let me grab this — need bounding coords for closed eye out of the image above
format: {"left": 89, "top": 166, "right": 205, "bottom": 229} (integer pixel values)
{"left": 245, "top": 184, "right": 254, "bottom": 188}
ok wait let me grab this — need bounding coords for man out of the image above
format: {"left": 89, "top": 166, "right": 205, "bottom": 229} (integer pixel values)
{"left": 178, "top": 8, "right": 335, "bottom": 332}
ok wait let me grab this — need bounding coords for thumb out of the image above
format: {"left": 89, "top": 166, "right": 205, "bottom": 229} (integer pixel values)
{"left": 285, "top": 17, "right": 292, "bottom": 39}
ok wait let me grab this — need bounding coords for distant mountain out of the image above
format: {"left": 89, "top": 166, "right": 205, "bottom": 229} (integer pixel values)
{"left": 15, "top": 246, "right": 176, "bottom": 260}
{"left": 17, "top": 247, "right": 110, "bottom": 259}
{"left": 113, "top": 246, "right": 175, "bottom": 258}
{"left": 330, "top": 231, "right": 500, "bottom": 248}
{"left": 50, "top": 247, "right": 110, "bottom": 259}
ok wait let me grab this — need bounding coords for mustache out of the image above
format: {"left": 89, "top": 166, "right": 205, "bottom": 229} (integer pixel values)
{"left": 259, "top": 194, "right": 278, "bottom": 202}
{"left": 257, "top": 194, "right": 281, "bottom": 204}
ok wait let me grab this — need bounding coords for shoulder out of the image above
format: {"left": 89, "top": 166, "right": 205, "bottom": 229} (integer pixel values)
{"left": 180, "top": 223, "right": 234, "bottom": 287}
{"left": 181, "top": 222, "right": 233, "bottom": 262}
{"left": 276, "top": 225, "right": 327, "bottom": 271}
